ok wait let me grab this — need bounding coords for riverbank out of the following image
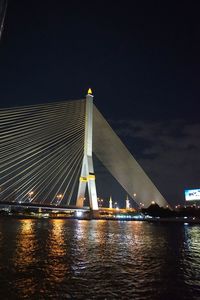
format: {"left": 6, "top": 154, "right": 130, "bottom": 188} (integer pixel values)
{"left": 1, "top": 213, "right": 200, "bottom": 224}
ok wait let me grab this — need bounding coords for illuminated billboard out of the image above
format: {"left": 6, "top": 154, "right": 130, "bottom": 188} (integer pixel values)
{"left": 185, "top": 189, "right": 200, "bottom": 201}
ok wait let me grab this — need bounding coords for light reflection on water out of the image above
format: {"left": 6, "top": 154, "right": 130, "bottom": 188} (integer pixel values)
{"left": 0, "top": 218, "right": 199, "bottom": 299}
{"left": 13, "top": 219, "right": 38, "bottom": 298}
{"left": 47, "top": 219, "right": 67, "bottom": 284}
{"left": 182, "top": 226, "right": 200, "bottom": 291}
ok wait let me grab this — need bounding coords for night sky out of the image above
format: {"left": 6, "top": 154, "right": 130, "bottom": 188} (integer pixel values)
{"left": 1, "top": 1, "right": 200, "bottom": 207}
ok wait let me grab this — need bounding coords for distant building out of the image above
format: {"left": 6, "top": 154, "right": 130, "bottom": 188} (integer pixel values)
{"left": 126, "top": 195, "right": 130, "bottom": 209}
{"left": 109, "top": 196, "right": 113, "bottom": 209}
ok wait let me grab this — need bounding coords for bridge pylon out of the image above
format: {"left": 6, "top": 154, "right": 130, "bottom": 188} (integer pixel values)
{"left": 76, "top": 89, "right": 98, "bottom": 210}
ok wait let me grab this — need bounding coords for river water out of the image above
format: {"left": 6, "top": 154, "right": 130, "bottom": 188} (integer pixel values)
{"left": 0, "top": 218, "right": 200, "bottom": 300}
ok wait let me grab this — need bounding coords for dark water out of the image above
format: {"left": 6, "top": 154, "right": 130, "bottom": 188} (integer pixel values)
{"left": 0, "top": 218, "right": 200, "bottom": 300}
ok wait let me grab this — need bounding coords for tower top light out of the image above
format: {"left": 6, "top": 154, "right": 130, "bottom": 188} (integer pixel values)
{"left": 87, "top": 88, "right": 93, "bottom": 95}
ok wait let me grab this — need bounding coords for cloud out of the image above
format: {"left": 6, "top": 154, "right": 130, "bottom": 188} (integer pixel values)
{"left": 109, "top": 119, "right": 200, "bottom": 205}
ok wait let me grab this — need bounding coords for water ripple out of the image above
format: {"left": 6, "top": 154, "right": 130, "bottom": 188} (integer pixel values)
{"left": 0, "top": 219, "right": 200, "bottom": 299}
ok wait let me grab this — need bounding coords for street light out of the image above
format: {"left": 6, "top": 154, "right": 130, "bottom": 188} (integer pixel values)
{"left": 98, "top": 198, "right": 104, "bottom": 207}
{"left": 56, "top": 193, "right": 63, "bottom": 205}
{"left": 28, "top": 191, "right": 34, "bottom": 202}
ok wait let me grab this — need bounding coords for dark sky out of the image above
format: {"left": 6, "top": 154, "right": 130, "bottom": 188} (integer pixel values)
{"left": 0, "top": 0, "right": 200, "bottom": 207}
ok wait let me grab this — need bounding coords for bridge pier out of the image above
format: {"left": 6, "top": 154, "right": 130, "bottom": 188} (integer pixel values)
{"left": 76, "top": 89, "right": 98, "bottom": 211}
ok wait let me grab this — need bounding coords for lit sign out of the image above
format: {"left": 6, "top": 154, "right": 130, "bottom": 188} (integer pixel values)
{"left": 185, "top": 189, "right": 200, "bottom": 201}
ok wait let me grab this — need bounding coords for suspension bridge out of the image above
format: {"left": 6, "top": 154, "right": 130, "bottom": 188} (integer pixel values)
{"left": 0, "top": 90, "right": 169, "bottom": 212}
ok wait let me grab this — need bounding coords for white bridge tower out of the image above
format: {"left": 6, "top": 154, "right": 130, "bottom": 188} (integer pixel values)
{"left": 76, "top": 89, "right": 98, "bottom": 210}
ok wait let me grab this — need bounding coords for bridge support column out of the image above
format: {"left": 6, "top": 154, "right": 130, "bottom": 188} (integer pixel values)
{"left": 76, "top": 90, "right": 98, "bottom": 210}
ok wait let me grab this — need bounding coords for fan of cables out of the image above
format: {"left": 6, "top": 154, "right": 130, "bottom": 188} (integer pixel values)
{"left": 0, "top": 99, "right": 85, "bottom": 206}
{"left": 0, "top": 0, "right": 7, "bottom": 41}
